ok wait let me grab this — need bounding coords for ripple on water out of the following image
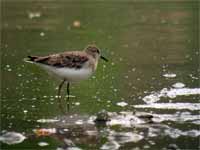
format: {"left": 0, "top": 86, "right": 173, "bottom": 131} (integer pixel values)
{"left": 2, "top": 110, "right": 198, "bottom": 148}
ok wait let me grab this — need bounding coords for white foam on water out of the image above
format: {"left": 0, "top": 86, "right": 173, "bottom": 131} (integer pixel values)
{"left": 152, "top": 113, "right": 200, "bottom": 123}
{"left": 192, "top": 120, "right": 200, "bottom": 125}
{"left": 134, "top": 103, "right": 200, "bottom": 111}
{"left": 164, "top": 129, "right": 200, "bottom": 139}
{"left": 148, "top": 125, "right": 200, "bottom": 139}
{"left": 143, "top": 88, "right": 200, "bottom": 104}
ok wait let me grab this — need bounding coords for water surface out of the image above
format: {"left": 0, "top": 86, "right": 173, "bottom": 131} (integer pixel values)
{"left": 1, "top": 0, "right": 199, "bottom": 149}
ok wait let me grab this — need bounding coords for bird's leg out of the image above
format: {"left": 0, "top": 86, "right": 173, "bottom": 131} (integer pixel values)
{"left": 67, "top": 82, "right": 70, "bottom": 111}
{"left": 57, "top": 79, "right": 66, "bottom": 113}
{"left": 57, "top": 79, "right": 66, "bottom": 97}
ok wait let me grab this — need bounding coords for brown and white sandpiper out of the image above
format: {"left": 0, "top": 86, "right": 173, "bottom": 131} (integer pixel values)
{"left": 25, "top": 45, "right": 108, "bottom": 109}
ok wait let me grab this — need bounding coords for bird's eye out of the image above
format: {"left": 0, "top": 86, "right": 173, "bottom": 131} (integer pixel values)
{"left": 91, "top": 47, "right": 100, "bottom": 53}
{"left": 86, "top": 46, "right": 100, "bottom": 54}
{"left": 96, "top": 49, "right": 100, "bottom": 54}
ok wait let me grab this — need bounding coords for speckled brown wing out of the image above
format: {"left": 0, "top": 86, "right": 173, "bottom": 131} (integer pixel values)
{"left": 28, "top": 52, "right": 89, "bottom": 69}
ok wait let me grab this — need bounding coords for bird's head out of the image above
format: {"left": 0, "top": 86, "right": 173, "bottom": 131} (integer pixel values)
{"left": 85, "top": 45, "right": 108, "bottom": 62}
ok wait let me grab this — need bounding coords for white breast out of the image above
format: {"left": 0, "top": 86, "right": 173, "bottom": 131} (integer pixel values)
{"left": 39, "top": 64, "right": 93, "bottom": 82}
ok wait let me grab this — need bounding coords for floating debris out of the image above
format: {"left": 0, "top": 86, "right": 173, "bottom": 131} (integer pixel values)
{"left": 38, "top": 141, "right": 49, "bottom": 147}
{"left": 116, "top": 102, "right": 128, "bottom": 107}
{"left": 0, "top": 132, "right": 26, "bottom": 145}
{"left": 163, "top": 73, "right": 176, "bottom": 78}
{"left": 33, "top": 128, "right": 56, "bottom": 136}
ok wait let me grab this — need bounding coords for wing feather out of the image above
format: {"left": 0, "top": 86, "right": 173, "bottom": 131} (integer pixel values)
{"left": 27, "top": 52, "right": 89, "bottom": 69}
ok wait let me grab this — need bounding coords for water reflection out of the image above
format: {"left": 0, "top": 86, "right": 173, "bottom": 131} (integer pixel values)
{"left": 1, "top": 110, "right": 199, "bottom": 149}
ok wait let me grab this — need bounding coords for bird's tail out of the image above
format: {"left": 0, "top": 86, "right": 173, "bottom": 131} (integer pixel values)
{"left": 23, "top": 56, "right": 38, "bottom": 63}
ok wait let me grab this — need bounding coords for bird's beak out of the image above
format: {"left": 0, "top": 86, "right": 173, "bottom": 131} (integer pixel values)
{"left": 100, "top": 56, "right": 108, "bottom": 62}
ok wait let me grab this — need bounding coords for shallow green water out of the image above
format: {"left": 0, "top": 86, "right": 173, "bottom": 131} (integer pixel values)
{"left": 1, "top": 0, "right": 200, "bottom": 150}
